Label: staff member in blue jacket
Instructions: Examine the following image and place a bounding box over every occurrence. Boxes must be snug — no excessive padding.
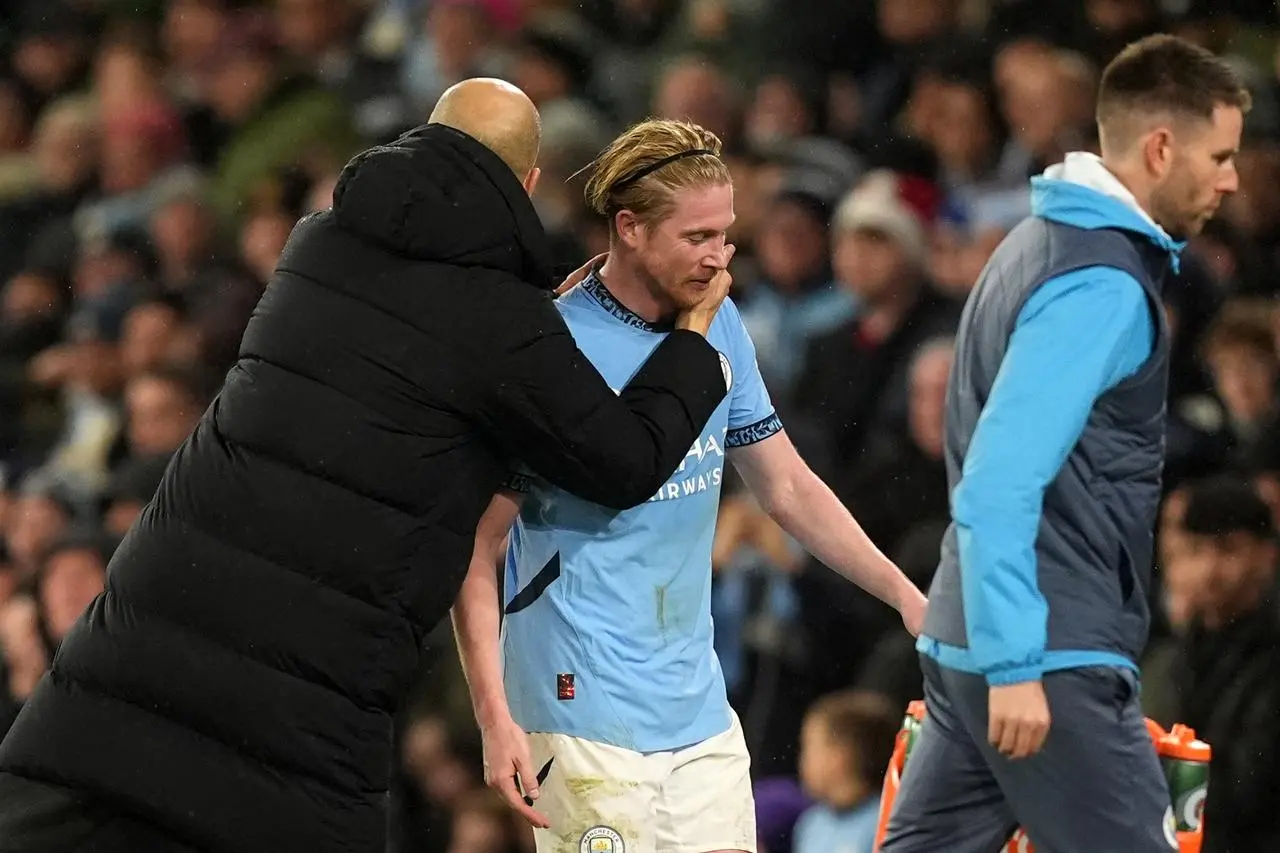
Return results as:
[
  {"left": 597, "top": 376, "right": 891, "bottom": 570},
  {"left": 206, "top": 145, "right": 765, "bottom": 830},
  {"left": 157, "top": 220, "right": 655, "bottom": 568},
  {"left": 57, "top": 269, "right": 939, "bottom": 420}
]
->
[{"left": 882, "top": 35, "right": 1249, "bottom": 853}]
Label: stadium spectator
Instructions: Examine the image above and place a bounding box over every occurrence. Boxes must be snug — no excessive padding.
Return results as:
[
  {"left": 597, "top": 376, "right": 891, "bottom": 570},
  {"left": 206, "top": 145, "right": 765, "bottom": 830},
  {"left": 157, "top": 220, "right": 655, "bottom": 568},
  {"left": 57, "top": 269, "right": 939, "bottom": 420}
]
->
[
  {"left": 794, "top": 690, "right": 899, "bottom": 853},
  {"left": 795, "top": 169, "right": 959, "bottom": 469},
  {"left": 1202, "top": 299, "right": 1279, "bottom": 469},
  {"left": 1174, "top": 477, "right": 1280, "bottom": 853}
]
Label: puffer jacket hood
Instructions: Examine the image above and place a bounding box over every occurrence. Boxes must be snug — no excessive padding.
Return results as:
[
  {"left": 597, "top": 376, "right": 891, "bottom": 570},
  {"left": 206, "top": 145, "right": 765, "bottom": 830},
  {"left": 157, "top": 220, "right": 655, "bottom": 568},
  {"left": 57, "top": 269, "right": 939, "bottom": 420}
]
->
[
  {"left": 1032, "top": 151, "right": 1184, "bottom": 263},
  {"left": 332, "top": 123, "right": 556, "bottom": 290}
]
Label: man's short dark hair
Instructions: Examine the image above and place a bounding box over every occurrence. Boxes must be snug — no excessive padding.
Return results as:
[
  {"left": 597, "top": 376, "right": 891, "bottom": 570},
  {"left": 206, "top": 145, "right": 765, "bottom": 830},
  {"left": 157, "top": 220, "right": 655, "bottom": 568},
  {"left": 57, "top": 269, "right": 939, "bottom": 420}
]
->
[{"left": 1097, "top": 34, "right": 1251, "bottom": 141}]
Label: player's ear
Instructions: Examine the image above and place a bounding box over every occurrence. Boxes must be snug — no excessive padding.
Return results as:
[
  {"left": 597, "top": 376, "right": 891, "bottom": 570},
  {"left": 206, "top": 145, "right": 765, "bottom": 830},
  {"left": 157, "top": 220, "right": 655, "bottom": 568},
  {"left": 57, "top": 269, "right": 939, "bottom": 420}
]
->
[
  {"left": 615, "top": 209, "right": 643, "bottom": 248},
  {"left": 1142, "top": 127, "right": 1175, "bottom": 181}
]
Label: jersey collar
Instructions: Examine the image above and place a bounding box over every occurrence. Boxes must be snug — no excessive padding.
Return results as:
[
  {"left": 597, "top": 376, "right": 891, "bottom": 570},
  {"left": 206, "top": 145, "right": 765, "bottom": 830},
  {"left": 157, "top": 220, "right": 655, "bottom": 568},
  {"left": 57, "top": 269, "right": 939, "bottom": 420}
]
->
[{"left": 580, "top": 270, "right": 674, "bottom": 333}]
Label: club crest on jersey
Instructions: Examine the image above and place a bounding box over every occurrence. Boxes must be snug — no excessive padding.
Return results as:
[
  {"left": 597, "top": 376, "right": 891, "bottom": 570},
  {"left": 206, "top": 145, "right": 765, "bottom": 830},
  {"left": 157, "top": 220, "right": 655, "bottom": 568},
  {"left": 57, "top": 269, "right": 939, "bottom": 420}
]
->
[
  {"left": 718, "top": 351, "right": 733, "bottom": 391},
  {"left": 580, "top": 825, "right": 624, "bottom": 853}
]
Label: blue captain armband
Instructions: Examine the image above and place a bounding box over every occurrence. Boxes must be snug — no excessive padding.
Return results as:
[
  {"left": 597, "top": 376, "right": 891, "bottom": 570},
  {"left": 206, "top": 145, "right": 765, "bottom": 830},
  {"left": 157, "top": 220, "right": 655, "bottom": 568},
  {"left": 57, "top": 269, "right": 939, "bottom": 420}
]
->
[{"left": 725, "top": 413, "right": 783, "bottom": 448}]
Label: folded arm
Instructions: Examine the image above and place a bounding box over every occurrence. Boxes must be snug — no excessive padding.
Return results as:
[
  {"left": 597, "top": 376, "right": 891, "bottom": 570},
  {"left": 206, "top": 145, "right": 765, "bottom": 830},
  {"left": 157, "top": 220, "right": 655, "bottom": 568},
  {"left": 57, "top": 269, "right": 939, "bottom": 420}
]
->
[
  {"left": 954, "top": 267, "right": 1154, "bottom": 685},
  {"left": 478, "top": 297, "right": 726, "bottom": 511}
]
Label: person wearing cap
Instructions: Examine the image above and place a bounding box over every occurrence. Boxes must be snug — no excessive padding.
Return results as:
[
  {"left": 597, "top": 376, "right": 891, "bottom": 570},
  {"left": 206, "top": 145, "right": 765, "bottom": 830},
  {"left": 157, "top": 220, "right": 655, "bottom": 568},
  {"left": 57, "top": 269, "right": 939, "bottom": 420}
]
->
[
  {"left": 452, "top": 117, "right": 924, "bottom": 853},
  {"left": 883, "top": 35, "right": 1249, "bottom": 853},
  {"left": 1173, "top": 476, "right": 1280, "bottom": 853},
  {"left": 795, "top": 167, "right": 958, "bottom": 466},
  {"left": 0, "top": 80, "right": 736, "bottom": 853}
]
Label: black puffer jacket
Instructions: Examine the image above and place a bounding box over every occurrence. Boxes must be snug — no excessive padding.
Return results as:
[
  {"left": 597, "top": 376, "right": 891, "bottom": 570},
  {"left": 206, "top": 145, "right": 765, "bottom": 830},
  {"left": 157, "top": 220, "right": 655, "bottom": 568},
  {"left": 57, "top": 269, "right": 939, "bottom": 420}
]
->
[{"left": 0, "top": 125, "right": 727, "bottom": 853}]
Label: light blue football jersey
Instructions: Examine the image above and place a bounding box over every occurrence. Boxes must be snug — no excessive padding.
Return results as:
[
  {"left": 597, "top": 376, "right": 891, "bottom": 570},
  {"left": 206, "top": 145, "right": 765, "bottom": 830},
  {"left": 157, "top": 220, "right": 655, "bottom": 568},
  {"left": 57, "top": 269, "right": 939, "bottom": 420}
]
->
[{"left": 501, "top": 271, "right": 781, "bottom": 754}]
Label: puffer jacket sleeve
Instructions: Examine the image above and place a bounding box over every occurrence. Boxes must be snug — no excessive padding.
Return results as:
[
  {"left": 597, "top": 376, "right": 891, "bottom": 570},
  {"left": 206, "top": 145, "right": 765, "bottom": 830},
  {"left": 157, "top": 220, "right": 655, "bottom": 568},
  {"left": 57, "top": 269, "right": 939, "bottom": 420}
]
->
[{"left": 477, "top": 296, "right": 727, "bottom": 510}]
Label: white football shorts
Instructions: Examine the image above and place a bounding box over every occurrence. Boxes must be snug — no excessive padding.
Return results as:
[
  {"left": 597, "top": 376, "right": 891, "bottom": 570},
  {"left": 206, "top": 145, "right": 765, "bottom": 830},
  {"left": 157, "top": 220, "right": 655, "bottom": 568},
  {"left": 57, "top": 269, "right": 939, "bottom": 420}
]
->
[{"left": 525, "top": 711, "right": 757, "bottom": 853}]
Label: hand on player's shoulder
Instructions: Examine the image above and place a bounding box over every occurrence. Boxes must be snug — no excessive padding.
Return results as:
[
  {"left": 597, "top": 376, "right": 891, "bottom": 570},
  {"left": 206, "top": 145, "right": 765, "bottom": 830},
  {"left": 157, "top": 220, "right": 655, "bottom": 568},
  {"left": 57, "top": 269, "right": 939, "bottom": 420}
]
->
[{"left": 556, "top": 253, "right": 607, "bottom": 296}]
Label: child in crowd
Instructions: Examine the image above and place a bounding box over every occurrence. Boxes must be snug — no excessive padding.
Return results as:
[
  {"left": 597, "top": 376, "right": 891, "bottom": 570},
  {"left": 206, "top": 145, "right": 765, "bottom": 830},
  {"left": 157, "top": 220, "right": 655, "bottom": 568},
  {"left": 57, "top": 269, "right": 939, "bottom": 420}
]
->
[{"left": 795, "top": 690, "right": 899, "bottom": 853}]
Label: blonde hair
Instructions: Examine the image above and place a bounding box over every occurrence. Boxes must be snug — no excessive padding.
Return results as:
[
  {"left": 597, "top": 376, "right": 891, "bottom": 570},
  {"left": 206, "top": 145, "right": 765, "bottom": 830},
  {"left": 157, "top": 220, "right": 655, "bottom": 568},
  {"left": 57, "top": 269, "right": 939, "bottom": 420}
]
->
[{"left": 581, "top": 118, "right": 730, "bottom": 228}]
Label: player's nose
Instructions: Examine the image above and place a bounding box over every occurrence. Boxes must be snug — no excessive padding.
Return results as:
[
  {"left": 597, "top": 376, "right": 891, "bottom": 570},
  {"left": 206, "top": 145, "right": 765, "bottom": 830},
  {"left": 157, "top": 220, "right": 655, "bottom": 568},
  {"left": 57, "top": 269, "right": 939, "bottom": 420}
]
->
[{"left": 701, "top": 241, "right": 728, "bottom": 270}]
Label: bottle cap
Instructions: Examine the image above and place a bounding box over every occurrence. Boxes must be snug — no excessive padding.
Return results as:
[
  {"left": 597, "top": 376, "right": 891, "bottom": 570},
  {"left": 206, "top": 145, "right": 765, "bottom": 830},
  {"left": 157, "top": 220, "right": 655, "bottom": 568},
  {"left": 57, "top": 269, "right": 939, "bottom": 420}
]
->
[{"left": 1161, "top": 723, "right": 1212, "bottom": 761}]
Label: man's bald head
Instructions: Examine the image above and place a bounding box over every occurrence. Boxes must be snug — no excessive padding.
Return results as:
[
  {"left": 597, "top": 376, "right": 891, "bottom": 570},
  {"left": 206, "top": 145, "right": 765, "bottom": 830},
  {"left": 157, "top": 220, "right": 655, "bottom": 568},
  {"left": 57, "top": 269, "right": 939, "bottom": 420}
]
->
[{"left": 429, "top": 79, "right": 542, "bottom": 179}]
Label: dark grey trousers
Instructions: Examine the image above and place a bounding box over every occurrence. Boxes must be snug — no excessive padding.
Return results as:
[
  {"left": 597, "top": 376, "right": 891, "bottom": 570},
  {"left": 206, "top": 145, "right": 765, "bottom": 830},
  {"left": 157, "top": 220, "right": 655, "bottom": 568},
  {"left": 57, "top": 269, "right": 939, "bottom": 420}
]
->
[
  {"left": 881, "top": 656, "right": 1176, "bottom": 853},
  {"left": 0, "top": 773, "right": 202, "bottom": 853}
]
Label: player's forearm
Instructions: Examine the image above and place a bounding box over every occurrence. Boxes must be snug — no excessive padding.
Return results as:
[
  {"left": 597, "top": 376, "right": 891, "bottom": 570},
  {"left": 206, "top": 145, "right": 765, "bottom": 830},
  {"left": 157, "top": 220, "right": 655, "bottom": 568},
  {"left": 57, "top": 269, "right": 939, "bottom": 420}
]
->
[
  {"left": 451, "top": 562, "right": 511, "bottom": 728},
  {"left": 767, "top": 468, "right": 916, "bottom": 611}
]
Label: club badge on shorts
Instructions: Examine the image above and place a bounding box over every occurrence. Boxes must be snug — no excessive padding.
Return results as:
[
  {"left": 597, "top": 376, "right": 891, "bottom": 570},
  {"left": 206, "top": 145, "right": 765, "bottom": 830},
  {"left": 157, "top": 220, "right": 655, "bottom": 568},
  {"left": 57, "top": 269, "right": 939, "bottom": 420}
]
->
[
  {"left": 718, "top": 351, "right": 732, "bottom": 391},
  {"left": 580, "top": 825, "right": 624, "bottom": 853}
]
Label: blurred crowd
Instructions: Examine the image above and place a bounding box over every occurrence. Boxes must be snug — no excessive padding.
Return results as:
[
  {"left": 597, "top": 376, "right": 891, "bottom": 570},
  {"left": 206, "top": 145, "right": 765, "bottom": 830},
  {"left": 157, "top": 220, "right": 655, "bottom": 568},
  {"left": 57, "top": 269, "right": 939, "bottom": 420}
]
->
[{"left": 0, "top": 0, "right": 1278, "bottom": 851}]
